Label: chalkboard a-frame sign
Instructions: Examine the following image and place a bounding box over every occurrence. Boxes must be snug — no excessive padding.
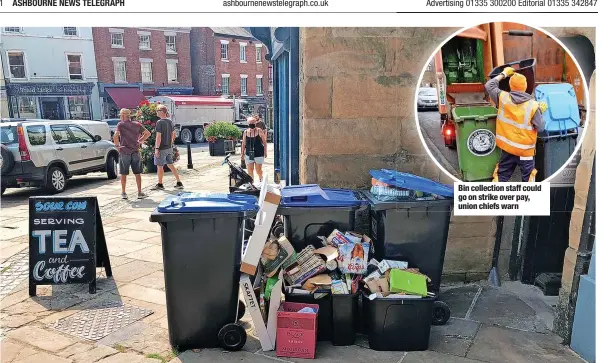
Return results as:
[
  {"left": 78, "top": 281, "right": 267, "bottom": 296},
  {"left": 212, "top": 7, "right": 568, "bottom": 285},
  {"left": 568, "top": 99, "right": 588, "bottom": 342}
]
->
[{"left": 29, "top": 196, "right": 112, "bottom": 296}]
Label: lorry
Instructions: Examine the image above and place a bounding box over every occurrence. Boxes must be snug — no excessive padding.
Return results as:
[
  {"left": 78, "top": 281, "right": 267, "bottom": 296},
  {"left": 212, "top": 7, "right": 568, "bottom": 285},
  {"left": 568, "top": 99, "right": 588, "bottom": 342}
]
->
[{"left": 148, "top": 95, "right": 255, "bottom": 144}]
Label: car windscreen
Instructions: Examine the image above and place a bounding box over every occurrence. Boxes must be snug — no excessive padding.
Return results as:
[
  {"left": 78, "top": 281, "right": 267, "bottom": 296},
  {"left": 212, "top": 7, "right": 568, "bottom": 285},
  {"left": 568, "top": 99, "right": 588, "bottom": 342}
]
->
[
  {"left": 105, "top": 119, "right": 120, "bottom": 126},
  {"left": 1, "top": 126, "right": 18, "bottom": 145},
  {"left": 419, "top": 89, "right": 437, "bottom": 97}
]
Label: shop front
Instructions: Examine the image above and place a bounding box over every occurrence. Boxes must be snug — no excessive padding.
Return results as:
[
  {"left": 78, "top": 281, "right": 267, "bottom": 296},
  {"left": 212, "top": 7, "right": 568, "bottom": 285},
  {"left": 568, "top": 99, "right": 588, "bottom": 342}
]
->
[{"left": 6, "top": 82, "right": 97, "bottom": 120}]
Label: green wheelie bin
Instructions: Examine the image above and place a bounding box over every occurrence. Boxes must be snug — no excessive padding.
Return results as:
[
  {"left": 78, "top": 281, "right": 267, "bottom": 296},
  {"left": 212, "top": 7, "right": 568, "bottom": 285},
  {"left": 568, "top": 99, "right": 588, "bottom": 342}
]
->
[{"left": 452, "top": 105, "right": 501, "bottom": 181}]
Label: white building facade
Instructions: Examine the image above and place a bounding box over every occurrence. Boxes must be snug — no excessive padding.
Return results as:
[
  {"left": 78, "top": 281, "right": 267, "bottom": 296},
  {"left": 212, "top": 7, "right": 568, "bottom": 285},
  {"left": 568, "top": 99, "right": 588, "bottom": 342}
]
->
[{"left": 0, "top": 27, "right": 101, "bottom": 120}]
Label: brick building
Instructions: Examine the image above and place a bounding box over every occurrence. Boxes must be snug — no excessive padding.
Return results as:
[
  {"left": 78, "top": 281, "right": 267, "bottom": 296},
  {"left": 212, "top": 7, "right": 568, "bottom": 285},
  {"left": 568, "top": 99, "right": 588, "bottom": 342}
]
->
[
  {"left": 190, "top": 27, "right": 271, "bottom": 120},
  {"left": 92, "top": 27, "right": 193, "bottom": 118}
]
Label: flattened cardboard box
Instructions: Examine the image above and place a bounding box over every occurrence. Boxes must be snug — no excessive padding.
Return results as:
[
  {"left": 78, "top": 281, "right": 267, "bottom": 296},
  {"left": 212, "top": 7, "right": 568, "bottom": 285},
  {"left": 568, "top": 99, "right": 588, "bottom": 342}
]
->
[
  {"left": 239, "top": 272, "right": 283, "bottom": 351},
  {"left": 240, "top": 186, "right": 281, "bottom": 275}
]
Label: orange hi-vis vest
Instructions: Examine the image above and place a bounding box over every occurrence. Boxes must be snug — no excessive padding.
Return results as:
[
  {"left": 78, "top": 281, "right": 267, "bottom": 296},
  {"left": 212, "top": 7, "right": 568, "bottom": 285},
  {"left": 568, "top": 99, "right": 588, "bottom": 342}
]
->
[{"left": 496, "top": 91, "right": 540, "bottom": 157}]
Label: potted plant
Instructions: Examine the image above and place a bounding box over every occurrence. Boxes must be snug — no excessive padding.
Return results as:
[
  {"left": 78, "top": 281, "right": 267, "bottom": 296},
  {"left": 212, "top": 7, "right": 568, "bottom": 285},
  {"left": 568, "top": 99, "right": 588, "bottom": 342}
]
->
[
  {"left": 204, "top": 121, "right": 242, "bottom": 156},
  {"left": 136, "top": 101, "right": 179, "bottom": 173}
]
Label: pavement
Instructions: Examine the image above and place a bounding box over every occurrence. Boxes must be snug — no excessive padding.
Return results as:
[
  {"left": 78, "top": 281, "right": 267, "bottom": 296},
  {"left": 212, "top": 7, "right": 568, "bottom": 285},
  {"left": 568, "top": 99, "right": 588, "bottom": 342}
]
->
[{"left": 0, "top": 143, "right": 585, "bottom": 363}]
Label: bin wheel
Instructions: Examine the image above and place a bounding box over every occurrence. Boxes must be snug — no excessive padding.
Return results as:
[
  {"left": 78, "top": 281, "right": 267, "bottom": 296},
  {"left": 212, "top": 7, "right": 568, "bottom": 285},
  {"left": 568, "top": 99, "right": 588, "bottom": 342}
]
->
[
  {"left": 432, "top": 300, "right": 451, "bottom": 326},
  {"left": 271, "top": 222, "right": 284, "bottom": 238},
  {"left": 238, "top": 300, "right": 246, "bottom": 320},
  {"left": 218, "top": 323, "right": 247, "bottom": 351}
]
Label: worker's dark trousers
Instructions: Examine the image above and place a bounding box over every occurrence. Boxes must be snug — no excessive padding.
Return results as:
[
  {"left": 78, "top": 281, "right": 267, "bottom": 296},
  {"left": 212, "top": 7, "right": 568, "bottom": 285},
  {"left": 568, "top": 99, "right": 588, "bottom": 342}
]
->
[{"left": 493, "top": 150, "right": 537, "bottom": 182}]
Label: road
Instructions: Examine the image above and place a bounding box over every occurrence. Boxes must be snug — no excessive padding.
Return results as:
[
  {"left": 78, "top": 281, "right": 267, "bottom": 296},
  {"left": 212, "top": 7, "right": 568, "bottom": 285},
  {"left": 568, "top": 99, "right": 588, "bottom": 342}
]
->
[{"left": 416, "top": 110, "right": 461, "bottom": 179}]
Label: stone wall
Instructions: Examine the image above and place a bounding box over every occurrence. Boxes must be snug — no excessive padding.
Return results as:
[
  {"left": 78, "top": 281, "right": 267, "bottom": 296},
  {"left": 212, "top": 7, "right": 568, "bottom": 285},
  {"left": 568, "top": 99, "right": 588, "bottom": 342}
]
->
[{"left": 299, "top": 27, "right": 496, "bottom": 281}]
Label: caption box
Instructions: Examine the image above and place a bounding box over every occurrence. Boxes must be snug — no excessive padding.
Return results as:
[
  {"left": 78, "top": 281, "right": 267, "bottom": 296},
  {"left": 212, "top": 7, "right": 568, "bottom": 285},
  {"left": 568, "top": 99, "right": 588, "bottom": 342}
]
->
[{"left": 454, "top": 182, "right": 550, "bottom": 216}]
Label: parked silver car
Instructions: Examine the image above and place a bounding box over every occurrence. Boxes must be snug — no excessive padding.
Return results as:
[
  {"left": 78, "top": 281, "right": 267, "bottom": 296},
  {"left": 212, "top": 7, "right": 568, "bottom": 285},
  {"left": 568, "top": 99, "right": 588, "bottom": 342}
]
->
[{"left": 417, "top": 87, "right": 439, "bottom": 111}]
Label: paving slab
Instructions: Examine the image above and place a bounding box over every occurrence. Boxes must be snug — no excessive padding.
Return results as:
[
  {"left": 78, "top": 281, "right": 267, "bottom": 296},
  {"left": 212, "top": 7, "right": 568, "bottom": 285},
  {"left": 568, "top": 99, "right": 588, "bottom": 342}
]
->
[
  {"left": 106, "top": 238, "right": 151, "bottom": 257},
  {"left": 439, "top": 285, "right": 481, "bottom": 319},
  {"left": 125, "top": 245, "right": 164, "bottom": 264},
  {"left": 289, "top": 341, "right": 406, "bottom": 363},
  {"left": 132, "top": 271, "right": 166, "bottom": 291},
  {"left": 70, "top": 345, "right": 118, "bottom": 362},
  {"left": 11, "top": 351, "right": 73, "bottom": 363},
  {"left": 469, "top": 287, "right": 550, "bottom": 333},
  {"left": 115, "top": 284, "right": 166, "bottom": 306},
  {"left": 110, "top": 260, "right": 163, "bottom": 283},
  {"left": 404, "top": 350, "right": 482, "bottom": 363},
  {"left": 8, "top": 325, "right": 79, "bottom": 352},
  {"left": 57, "top": 342, "right": 95, "bottom": 357},
  {"left": 116, "top": 324, "right": 172, "bottom": 357},
  {"left": 111, "top": 230, "right": 159, "bottom": 243},
  {"left": 169, "top": 349, "right": 279, "bottom": 363},
  {"left": 97, "top": 352, "right": 159, "bottom": 363},
  {"left": 428, "top": 330, "right": 473, "bottom": 358},
  {"left": 0, "top": 339, "right": 38, "bottom": 362},
  {"left": 467, "top": 325, "right": 584, "bottom": 363},
  {"left": 140, "top": 236, "right": 162, "bottom": 246}
]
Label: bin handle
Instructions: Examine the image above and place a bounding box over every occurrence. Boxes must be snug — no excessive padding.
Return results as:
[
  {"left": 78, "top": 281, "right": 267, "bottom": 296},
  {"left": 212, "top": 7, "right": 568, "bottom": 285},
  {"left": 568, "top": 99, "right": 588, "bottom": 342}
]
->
[{"left": 504, "top": 30, "right": 534, "bottom": 37}]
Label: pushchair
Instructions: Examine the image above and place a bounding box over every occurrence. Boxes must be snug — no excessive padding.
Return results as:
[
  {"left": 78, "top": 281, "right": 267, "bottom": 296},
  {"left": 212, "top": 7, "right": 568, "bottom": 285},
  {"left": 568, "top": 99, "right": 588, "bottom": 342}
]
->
[{"left": 222, "top": 155, "right": 260, "bottom": 197}]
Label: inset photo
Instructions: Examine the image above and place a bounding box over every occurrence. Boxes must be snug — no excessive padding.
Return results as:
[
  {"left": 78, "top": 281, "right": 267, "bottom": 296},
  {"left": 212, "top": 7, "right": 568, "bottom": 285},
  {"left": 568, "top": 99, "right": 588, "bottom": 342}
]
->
[{"left": 416, "top": 23, "right": 588, "bottom": 183}]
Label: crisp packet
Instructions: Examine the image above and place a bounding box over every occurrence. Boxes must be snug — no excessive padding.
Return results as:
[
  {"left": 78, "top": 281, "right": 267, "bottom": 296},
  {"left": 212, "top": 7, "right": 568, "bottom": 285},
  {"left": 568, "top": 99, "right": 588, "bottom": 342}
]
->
[{"left": 337, "top": 241, "right": 370, "bottom": 275}]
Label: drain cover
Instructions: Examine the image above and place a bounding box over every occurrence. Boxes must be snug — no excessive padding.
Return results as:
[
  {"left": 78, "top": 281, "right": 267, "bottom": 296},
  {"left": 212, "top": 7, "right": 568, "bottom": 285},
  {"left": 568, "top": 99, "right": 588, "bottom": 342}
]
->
[{"left": 50, "top": 301, "right": 153, "bottom": 340}]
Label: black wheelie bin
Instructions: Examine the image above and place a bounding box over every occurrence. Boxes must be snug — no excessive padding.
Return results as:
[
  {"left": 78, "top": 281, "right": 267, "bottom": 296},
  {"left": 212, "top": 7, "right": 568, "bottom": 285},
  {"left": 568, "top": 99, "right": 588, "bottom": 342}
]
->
[{"left": 150, "top": 193, "right": 258, "bottom": 352}]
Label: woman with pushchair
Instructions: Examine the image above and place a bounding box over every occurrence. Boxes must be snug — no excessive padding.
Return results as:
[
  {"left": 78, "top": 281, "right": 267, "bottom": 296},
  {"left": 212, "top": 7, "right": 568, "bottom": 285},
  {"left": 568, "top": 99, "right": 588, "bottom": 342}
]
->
[{"left": 241, "top": 116, "right": 267, "bottom": 182}]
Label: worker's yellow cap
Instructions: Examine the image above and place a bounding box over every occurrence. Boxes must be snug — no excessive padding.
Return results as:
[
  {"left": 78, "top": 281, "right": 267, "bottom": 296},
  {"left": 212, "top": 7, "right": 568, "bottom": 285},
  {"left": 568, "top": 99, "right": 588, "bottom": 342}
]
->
[{"left": 509, "top": 73, "right": 527, "bottom": 92}]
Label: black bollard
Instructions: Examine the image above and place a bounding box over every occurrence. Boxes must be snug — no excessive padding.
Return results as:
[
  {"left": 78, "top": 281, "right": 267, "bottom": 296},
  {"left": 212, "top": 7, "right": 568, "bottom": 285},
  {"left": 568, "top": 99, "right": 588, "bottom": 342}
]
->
[{"left": 186, "top": 141, "right": 193, "bottom": 169}]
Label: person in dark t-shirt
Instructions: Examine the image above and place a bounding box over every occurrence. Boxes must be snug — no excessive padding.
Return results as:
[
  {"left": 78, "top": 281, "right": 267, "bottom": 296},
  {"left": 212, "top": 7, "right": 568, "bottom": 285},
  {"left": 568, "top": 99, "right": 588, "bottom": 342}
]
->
[
  {"left": 151, "top": 104, "right": 183, "bottom": 190},
  {"left": 113, "top": 108, "right": 151, "bottom": 199}
]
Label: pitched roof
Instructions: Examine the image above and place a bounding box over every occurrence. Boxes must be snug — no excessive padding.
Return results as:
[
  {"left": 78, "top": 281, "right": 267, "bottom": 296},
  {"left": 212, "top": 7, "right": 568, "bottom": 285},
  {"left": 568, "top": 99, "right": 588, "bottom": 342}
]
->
[{"left": 209, "top": 27, "right": 253, "bottom": 38}]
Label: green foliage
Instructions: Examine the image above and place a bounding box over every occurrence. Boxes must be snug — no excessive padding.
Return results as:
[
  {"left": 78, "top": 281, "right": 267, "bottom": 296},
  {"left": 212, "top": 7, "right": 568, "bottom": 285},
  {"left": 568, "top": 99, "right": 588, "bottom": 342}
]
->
[{"left": 203, "top": 122, "right": 242, "bottom": 143}]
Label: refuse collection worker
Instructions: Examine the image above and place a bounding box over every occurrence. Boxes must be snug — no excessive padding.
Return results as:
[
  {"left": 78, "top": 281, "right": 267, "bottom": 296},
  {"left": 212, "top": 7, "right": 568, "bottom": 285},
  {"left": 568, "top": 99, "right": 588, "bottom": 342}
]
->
[{"left": 485, "top": 67, "right": 546, "bottom": 182}]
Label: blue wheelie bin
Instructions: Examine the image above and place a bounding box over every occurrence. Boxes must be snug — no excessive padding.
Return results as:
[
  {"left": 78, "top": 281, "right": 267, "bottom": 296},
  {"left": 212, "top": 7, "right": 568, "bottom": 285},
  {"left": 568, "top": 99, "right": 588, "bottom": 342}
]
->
[{"left": 150, "top": 193, "right": 258, "bottom": 352}]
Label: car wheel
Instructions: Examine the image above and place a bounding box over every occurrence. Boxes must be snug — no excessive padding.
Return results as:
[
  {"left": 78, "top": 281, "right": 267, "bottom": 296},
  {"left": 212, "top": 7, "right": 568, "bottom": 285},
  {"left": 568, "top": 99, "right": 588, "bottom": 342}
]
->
[
  {"left": 194, "top": 128, "right": 205, "bottom": 143},
  {"left": 106, "top": 154, "right": 118, "bottom": 179},
  {"left": 46, "top": 166, "right": 67, "bottom": 194},
  {"left": 180, "top": 128, "right": 193, "bottom": 144}
]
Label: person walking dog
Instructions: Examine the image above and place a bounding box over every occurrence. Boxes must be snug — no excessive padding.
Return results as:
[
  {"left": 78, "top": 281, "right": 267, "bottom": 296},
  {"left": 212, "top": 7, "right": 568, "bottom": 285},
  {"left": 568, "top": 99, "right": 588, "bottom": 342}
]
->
[
  {"left": 485, "top": 66, "right": 547, "bottom": 182},
  {"left": 152, "top": 105, "right": 184, "bottom": 190},
  {"left": 113, "top": 108, "right": 151, "bottom": 199}
]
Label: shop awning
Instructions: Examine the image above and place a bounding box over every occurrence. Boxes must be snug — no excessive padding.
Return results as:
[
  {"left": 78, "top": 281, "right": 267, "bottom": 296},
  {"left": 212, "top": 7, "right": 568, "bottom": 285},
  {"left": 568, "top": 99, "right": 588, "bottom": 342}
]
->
[{"left": 106, "top": 87, "right": 146, "bottom": 109}]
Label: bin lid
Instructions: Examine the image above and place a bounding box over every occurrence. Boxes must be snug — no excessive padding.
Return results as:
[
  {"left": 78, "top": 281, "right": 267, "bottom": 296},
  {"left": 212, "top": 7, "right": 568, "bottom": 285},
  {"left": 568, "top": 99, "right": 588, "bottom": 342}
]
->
[
  {"left": 534, "top": 83, "right": 581, "bottom": 133},
  {"left": 156, "top": 192, "right": 259, "bottom": 213},
  {"left": 280, "top": 185, "right": 363, "bottom": 208},
  {"left": 370, "top": 170, "right": 454, "bottom": 198}
]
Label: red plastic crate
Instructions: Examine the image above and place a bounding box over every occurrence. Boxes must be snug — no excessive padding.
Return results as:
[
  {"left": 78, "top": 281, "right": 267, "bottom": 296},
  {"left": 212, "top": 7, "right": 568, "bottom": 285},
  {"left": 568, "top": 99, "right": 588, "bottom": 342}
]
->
[{"left": 276, "top": 302, "right": 319, "bottom": 359}]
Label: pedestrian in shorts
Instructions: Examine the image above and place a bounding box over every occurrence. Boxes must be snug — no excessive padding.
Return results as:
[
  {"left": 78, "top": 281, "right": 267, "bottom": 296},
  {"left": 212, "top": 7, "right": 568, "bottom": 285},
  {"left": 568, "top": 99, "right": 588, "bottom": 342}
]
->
[
  {"left": 152, "top": 105, "right": 183, "bottom": 190},
  {"left": 113, "top": 108, "right": 151, "bottom": 199}
]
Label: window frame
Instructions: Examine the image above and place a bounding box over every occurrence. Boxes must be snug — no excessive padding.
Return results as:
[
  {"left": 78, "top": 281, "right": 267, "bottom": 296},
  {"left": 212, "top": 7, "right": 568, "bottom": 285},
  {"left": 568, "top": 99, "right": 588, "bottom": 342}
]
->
[
  {"left": 165, "top": 34, "right": 177, "bottom": 54},
  {"left": 255, "top": 44, "right": 263, "bottom": 63},
  {"left": 166, "top": 60, "right": 178, "bottom": 84},
  {"left": 112, "top": 57, "right": 127, "bottom": 84},
  {"left": 110, "top": 29, "right": 124, "bottom": 49},
  {"left": 15, "top": 96, "right": 37, "bottom": 118},
  {"left": 221, "top": 74, "right": 230, "bottom": 96},
  {"left": 67, "top": 96, "right": 91, "bottom": 120},
  {"left": 67, "top": 125, "right": 95, "bottom": 143},
  {"left": 138, "top": 31, "right": 152, "bottom": 50},
  {"left": 66, "top": 53, "right": 84, "bottom": 81},
  {"left": 256, "top": 75, "right": 263, "bottom": 96},
  {"left": 26, "top": 125, "right": 47, "bottom": 146},
  {"left": 240, "top": 75, "right": 248, "bottom": 96},
  {"left": 140, "top": 60, "right": 154, "bottom": 84},
  {"left": 239, "top": 43, "right": 247, "bottom": 63},
  {"left": 63, "top": 27, "right": 78, "bottom": 37},
  {"left": 220, "top": 40, "right": 229, "bottom": 62},
  {"left": 50, "top": 125, "right": 76, "bottom": 145},
  {"left": 6, "top": 50, "right": 28, "bottom": 80}
]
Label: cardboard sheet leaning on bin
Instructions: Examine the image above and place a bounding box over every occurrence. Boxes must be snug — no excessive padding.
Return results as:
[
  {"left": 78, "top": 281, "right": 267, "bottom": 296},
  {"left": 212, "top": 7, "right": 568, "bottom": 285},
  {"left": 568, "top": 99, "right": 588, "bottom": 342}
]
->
[
  {"left": 240, "top": 270, "right": 283, "bottom": 351},
  {"left": 240, "top": 174, "right": 282, "bottom": 276}
]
